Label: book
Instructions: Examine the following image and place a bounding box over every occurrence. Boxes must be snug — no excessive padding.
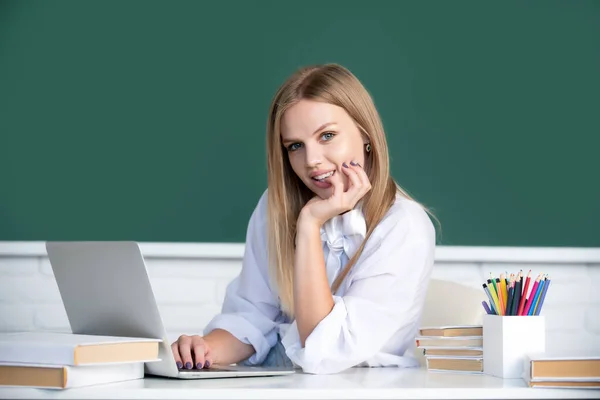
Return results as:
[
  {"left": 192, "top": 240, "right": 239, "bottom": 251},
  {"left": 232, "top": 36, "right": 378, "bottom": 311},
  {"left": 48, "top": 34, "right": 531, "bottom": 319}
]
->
[
  {"left": 422, "top": 347, "right": 483, "bottom": 357},
  {"left": 416, "top": 336, "right": 483, "bottom": 348},
  {"left": 525, "top": 352, "right": 600, "bottom": 380},
  {"left": 0, "top": 332, "right": 160, "bottom": 366},
  {"left": 419, "top": 325, "right": 483, "bottom": 337},
  {"left": 425, "top": 357, "right": 483, "bottom": 372},
  {"left": 0, "top": 362, "right": 144, "bottom": 389},
  {"left": 526, "top": 380, "right": 600, "bottom": 388}
]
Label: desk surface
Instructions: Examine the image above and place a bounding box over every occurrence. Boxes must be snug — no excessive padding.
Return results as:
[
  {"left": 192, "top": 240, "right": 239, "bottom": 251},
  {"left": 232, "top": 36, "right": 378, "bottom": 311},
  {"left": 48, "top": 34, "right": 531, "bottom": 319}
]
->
[{"left": 0, "top": 368, "right": 598, "bottom": 399}]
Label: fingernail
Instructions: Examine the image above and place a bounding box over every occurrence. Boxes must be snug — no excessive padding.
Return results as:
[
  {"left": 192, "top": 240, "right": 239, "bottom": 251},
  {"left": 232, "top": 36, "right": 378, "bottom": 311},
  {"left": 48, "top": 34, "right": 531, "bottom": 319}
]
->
[
  {"left": 350, "top": 161, "right": 357, "bottom": 166},
  {"left": 176, "top": 362, "right": 183, "bottom": 369},
  {"left": 342, "top": 162, "right": 349, "bottom": 168},
  {"left": 205, "top": 361, "right": 211, "bottom": 368},
  {"left": 356, "top": 162, "right": 362, "bottom": 168},
  {"left": 196, "top": 362, "right": 203, "bottom": 369},
  {"left": 185, "top": 362, "right": 192, "bottom": 369}
]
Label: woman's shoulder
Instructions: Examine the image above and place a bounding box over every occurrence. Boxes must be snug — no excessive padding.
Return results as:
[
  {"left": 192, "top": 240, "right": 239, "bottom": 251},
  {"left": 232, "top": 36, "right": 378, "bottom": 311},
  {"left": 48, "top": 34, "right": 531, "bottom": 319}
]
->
[
  {"left": 370, "top": 192, "right": 436, "bottom": 247},
  {"left": 241, "top": 189, "right": 269, "bottom": 238},
  {"left": 256, "top": 188, "right": 269, "bottom": 212},
  {"left": 250, "top": 188, "right": 269, "bottom": 223}
]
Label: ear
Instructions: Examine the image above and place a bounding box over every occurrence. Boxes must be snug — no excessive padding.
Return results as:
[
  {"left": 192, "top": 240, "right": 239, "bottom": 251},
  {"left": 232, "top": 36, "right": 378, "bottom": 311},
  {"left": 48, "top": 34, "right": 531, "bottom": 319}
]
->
[{"left": 360, "top": 132, "right": 370, "bottom": 145}]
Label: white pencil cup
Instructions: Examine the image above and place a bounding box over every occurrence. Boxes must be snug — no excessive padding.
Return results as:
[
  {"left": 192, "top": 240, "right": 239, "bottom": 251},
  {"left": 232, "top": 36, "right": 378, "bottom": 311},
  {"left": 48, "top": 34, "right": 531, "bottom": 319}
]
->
[{"left": 483, "top": 314, "right": 545, "bottom": 379}]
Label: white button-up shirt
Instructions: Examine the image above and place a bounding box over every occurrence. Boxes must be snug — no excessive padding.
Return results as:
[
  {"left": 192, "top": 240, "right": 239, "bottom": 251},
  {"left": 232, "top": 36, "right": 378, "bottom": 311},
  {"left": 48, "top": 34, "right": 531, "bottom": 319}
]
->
[{"left": 204, "top": 189, "right": 436, "bottom": 374}]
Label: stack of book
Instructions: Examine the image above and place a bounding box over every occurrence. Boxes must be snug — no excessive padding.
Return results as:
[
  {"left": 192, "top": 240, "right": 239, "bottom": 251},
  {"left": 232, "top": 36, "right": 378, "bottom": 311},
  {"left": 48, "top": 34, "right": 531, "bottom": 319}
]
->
[
  {"left": 523, "top": 352, "right": 600, "bottom": 388},
  {"left": 416, "top": 325, "right": 483, "bottom": 373},
  {"left": 0, "top": 331, "right": 161, "bottom": 389}
]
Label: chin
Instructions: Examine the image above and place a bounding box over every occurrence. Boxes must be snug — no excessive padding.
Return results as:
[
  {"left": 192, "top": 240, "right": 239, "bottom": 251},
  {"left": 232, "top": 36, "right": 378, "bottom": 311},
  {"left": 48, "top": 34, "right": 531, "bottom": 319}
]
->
[{"left": 314, "top": 187, "right": 333, "bottom": 199}]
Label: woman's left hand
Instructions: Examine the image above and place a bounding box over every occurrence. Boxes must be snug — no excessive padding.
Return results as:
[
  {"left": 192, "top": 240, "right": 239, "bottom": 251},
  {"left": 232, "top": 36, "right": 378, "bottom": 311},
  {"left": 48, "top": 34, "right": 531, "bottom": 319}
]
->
[{"left": 300, "top": 161, "right": 372, "bottom": 227}]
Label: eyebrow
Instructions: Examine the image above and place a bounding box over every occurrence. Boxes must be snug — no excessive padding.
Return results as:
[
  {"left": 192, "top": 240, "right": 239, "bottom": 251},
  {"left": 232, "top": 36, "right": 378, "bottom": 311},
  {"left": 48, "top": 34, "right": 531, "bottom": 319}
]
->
[{"left": 281, "top": 122, "right": 337, "bottom": 144}]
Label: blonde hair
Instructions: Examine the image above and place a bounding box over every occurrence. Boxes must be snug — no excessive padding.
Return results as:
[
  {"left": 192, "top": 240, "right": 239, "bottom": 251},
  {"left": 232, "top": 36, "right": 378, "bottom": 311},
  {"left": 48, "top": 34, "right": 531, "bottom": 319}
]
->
[{"left": 266, "top": 63, "right": 437, "bottom": 317}]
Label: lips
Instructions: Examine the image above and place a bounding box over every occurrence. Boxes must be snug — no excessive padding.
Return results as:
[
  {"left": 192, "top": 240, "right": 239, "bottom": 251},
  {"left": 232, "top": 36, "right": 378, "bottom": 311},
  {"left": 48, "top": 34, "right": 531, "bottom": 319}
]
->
[
  {"left": 312, "top": 171, "right": 335, "bottom": 181},
  {"left": 310, "top": 169, "right": 336, "bottom": 179},
  {"left": 310, "top": 170, "right": 335, "bottom": 189}
]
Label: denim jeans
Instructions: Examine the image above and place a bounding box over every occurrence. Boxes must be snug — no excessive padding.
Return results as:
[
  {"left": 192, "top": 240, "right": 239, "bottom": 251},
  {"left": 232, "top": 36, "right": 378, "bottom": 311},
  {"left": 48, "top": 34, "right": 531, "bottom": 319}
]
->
[{"left": 240, "top": 335, "right": 294, "bottom": 368}]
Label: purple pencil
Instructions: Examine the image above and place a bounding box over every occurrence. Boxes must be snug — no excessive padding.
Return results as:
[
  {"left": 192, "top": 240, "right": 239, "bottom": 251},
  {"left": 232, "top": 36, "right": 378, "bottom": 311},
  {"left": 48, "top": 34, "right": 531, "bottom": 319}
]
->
[{"left": 482, "top": 301, "right": 492, "bottom": 315}]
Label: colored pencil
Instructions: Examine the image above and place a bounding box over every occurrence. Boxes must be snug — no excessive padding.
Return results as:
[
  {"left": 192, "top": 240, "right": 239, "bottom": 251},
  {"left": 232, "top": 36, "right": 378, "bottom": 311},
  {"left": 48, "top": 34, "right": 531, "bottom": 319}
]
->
[
  {"left": 485, "top": 282, "right": 501, "bottom": 315},
  {"left": 534, "top": 276, "right": 551, "bottom": 315},
  {"left": 523, "top": 274, "right": 542, "bottom": 316},
  {"left": 511, "top": 271, "right": 522, "bottom": 316},
  {"left": 483, "top": 284, "right": 498, "bottom": 315},
  {"left": 490, "top": 273, "right": 499, "bottom": 297},
  {"left": 517, "top": 270, "right": 532, "bottom": 316},
  {"left": 495, "top": 278, "right": 505, "bottom": 315},
  {"left": 504, "top": 271, "right": 509, "bottom": 303},
  {"left": 482, "top": 301, "right": 492, "bottom": 314},
  {"left": 530, "top": 275, "right": 547, "bottom": 315},
  {"left": 489, "top": 275, "right": 503, "bottom": 315},
  {"left": 500, "top": 273, "right": 508, "bottom": 313},
  {"left": 506, "top": 280, "right": 514, "bottom": 316}
]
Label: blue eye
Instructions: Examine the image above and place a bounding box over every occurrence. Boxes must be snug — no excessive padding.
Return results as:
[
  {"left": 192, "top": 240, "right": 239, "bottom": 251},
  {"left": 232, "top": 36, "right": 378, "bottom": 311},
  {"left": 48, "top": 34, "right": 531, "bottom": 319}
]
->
[
  {"left": 321, "top": 132, "right": 335, "bottom": 141},
  {"left": 287, "top": 143, "right": 302, "bottom": 152}
]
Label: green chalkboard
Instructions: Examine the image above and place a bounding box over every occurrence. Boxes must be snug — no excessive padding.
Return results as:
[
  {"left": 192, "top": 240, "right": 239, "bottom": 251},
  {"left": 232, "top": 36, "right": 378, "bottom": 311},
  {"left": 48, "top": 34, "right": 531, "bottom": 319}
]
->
[{"left": 1, "top": 0, "right": 598, "bottom": 246}]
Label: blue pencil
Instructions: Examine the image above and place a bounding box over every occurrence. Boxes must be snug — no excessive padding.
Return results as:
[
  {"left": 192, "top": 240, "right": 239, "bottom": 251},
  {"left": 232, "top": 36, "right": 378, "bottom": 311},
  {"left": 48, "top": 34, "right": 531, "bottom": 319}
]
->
[
  {"left": 511, "top": 274, "right": 522, "bottom": 316},
  {"left": 506, "top": 285, "right": 514, "bottom": 316},
  {"left": 528, "top": 276, "right": 546, "bottom": 316},
  {"left": 534, "top": 277, "right": 551, "bottom": 315}
]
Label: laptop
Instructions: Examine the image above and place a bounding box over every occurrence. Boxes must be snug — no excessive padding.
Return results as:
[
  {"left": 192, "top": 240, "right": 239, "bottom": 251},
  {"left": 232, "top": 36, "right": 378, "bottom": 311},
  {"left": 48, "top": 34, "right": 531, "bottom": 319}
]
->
[{"left": 45, "top": 241, "right": 295, "bottom": 379}]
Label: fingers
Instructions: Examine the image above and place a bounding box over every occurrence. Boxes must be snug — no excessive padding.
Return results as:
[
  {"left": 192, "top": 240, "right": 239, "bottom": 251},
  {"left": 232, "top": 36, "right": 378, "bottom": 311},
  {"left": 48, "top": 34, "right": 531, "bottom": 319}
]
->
[
  {"left": 171, "top": 340, "right": 183, "bottom": 369},
  {"left": 341, "top": 160, "right": 371, "bottom": 206},
  {"left": 350, "top": 161, "right": 372, "bottom": 193},
  {"left": 174, "top": 335, "right": 211, "bottom": 369},
  {"left": 191, "top": 336, "right": 211, "bottom": 369},
  {"left": 175, "top": 335, "right": 193, "bottom": 369},
  {"left": 341, "top": 162, "right": 362, "bottom": 193},
  {"left": 330, "top": 167, "right": 345, "bottom": 198},
  {"left": 204, "top": 348, "right": 214, "bottom": 369}
]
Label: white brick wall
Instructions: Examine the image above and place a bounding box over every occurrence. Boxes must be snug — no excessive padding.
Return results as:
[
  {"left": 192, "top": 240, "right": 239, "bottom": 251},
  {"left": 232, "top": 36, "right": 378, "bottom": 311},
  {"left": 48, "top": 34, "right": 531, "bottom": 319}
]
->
[{"left": 0, "top": 242, "right": 598, "bottom": 352}]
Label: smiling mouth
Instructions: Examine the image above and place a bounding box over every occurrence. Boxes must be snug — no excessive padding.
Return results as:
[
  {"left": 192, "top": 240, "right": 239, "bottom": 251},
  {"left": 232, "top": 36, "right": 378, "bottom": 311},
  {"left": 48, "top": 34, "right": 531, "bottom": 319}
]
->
[{"left": 312, "top": 170, "right": 335, "bottom": 182}]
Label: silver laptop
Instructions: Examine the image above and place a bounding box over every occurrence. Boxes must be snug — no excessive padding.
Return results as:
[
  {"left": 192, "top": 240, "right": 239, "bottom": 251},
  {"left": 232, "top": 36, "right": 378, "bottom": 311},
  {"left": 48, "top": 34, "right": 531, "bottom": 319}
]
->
[{"left": 45, "top": 241, "right": 295, "bottom": 379}]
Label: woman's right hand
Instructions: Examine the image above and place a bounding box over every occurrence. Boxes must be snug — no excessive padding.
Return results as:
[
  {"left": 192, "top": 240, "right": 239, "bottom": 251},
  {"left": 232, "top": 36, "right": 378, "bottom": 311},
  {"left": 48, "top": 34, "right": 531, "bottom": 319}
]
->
[{"left": 171, "top": 335, "right": 213, "bottom": 369}]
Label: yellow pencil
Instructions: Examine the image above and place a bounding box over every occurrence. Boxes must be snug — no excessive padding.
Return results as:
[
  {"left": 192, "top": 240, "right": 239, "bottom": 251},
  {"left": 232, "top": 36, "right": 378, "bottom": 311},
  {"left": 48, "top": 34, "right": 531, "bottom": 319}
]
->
[
  {"left": 490, "top": 273, "right": 504, "bottom": 315},
  {"left": 500, "top": 273, "right": 508, "bottom": 315},
  {"left": 496, "top": 277, "right": 505, "bottom": 315}
]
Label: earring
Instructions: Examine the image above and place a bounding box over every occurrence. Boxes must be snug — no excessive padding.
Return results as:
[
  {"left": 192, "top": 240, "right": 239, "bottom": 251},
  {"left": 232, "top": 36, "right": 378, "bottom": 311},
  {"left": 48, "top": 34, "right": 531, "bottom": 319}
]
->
[{"left": 365, "top": 143, "right": 371, "bottom": 153}]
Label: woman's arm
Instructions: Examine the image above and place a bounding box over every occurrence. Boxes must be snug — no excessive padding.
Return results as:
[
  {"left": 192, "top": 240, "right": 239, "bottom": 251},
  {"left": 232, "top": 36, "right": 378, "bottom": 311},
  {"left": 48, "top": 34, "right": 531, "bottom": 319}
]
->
[
  {"left": 172, "top": 328, "right": 255, "bottom": 369},
  {"left": 293, "top": 215, "right": 334, "bottom": 346},
  {"left": 174, "top": 191, "right": 282, "bottom": 368},
  {"left": 203, "top": 329, "right": 255, "bottom": 365},
  {"left": 294, "top": 162, "right": 370, "bottom": 345},
  {"left": 283, "top": 200, "right": 436, "bottom": 374}
]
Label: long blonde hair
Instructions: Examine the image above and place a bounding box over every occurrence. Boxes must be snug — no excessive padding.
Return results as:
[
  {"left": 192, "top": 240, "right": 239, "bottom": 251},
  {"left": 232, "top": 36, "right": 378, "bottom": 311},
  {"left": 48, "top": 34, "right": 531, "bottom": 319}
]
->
[{"left": 266, "top": 63, "right": 437, "bottom": 317}]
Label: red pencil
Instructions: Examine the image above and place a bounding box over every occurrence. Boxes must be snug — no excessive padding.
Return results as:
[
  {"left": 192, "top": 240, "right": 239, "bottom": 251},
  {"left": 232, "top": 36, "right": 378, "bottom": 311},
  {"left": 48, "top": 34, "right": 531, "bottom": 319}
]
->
[{"left": 517, "top": 270, "right": 531, "bottom": 316}]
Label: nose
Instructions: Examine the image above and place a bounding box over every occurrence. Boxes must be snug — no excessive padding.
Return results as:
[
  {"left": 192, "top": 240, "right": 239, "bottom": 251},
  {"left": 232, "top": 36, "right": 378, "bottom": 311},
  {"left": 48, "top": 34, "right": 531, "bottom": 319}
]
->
[{"left": 304, "top": 143, "right": 322, "bottom": 168}]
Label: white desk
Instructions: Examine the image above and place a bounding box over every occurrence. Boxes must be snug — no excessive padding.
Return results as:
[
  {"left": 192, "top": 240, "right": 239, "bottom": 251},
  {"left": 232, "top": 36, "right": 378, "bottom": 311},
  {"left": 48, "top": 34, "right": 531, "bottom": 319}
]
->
[{"left": 0, "top": 368, "right": 597, "bottom": 399}]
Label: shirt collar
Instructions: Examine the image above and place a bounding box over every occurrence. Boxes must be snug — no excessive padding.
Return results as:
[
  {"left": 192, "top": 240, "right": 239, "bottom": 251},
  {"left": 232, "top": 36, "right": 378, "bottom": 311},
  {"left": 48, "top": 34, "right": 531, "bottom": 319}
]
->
[{"left": 320, "top": 205, "right": 367, "bottom": 261}]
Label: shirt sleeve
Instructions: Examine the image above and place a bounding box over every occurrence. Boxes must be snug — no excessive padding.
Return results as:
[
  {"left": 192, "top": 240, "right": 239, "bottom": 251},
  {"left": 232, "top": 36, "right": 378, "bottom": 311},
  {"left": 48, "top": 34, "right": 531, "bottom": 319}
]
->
[
  {"left": 203, "top": 190, "right": 281, "bottom": 364},
  {"left": 281, "top": 201, "right": 436, "bottom": 374}
]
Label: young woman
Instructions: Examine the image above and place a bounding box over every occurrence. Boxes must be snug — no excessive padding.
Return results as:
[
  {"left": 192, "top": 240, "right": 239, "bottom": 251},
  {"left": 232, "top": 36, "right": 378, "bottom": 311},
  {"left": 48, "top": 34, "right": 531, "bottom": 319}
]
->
[{"left": 172, "top": 63, "right": 437, "bottom": 374}]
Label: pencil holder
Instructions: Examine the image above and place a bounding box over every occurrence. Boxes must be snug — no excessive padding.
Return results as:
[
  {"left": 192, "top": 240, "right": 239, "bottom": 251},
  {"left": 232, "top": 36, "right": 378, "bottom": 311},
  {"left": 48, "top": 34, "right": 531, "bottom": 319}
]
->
[{"left": 482, "top": 314, "right": 545, "bottom": 379}]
